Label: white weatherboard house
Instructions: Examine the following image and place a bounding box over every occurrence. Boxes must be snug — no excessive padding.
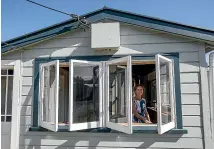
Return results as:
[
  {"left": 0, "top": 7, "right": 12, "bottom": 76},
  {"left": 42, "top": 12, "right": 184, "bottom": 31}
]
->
[{"left": 1, "top": 7, "right": 214, "bottom": 149}]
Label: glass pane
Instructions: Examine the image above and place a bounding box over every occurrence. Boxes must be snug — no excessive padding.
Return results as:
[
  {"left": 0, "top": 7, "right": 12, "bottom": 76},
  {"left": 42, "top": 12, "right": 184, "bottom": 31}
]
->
[
  {"left": 8, "top": 69, "right": 14, "bottom": 75},
  {"left": 159, "top": 59, "right": 171, "bottom": 124},
  {"left": 1, "top": 76, "right": 6, "bottom": 115},
  {"left": 1, "top": 69, "right": 7, "bottom": 75},
  {"left": 42, "top": 67, "right": 49, "bottom": 122},
  {"left": 7, "top": 76, "right": 13, "bottom": 115},
  {"left": 6, "top": 116, "right": 12, "bottom": 122},
  {"left": 73, "top": 63, "right": 99, "bottom": 123},
  {"left": 1, "top": 116, "right": 5, "bottom": 122},
  {"left": 108, "top": 63, "right": 127, "bottom": 125},
  {"left": 42, "top": 65, "right": 56, "bottom": 124},
  {"left": 49, "top": 65, "right": 56, "bottom": 123}
]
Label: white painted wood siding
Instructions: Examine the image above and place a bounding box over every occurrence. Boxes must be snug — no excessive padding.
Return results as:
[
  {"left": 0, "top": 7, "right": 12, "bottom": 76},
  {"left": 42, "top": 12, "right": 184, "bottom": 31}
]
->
[
  {"left": 2, "top": 23, "right": 204, "bottom": 149},
  {"left": 1, "top": 122, "right": 11, "bottom": 149}
]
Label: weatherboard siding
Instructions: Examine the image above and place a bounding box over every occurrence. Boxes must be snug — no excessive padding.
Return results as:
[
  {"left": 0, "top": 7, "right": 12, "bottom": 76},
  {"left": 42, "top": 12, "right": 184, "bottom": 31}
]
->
[
  {"left": 1, "top": 123, "right": 11, "bottom": 149},
  {"left": 2, "top": 24, "right": 204, "bottom": 148}
]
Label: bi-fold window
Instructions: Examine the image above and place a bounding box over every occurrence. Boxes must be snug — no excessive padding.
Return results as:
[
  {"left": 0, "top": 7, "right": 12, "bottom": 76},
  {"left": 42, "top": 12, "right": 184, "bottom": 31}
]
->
[{"left": 38, "top": 54, "right": 176, "bottom": 134}]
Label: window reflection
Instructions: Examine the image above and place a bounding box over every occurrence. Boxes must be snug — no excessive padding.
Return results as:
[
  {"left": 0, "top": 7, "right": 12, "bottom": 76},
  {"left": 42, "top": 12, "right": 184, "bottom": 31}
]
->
[{"left": 73, "top": 65, "right": 99, "bottom": 123}]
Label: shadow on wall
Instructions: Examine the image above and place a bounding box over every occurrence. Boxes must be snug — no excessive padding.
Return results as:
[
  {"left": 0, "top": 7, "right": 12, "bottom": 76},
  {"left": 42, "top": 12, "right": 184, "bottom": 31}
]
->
[{"left": 20, "top": 132, "right": 182, "bottom": 149}]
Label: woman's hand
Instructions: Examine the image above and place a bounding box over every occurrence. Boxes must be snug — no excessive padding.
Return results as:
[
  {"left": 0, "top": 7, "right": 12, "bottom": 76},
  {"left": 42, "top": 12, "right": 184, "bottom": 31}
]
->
[{"left": 145, "top": 120, "right": 152, "bottom": 124}]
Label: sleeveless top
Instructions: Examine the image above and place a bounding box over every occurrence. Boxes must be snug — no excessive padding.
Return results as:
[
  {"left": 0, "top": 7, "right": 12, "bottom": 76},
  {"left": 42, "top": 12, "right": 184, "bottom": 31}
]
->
[{"left": 132, "top": 98, "right": 147, "bottom": 123}]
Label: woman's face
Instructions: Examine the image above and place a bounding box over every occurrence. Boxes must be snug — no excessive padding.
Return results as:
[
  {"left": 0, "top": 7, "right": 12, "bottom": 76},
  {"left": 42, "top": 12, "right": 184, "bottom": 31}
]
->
[{"left": 135, "top": 86, "right": 144, "bottom": 97}]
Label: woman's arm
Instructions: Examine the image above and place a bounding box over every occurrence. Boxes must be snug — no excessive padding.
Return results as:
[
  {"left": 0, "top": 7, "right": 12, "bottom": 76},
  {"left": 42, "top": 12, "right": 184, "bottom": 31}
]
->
[{"left": 146, "top": 111, "right": 151, "bottom": 122}]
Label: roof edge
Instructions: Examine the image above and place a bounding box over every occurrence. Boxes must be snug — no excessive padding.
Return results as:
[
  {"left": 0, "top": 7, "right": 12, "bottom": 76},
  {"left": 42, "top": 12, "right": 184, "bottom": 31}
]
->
[{"left": 103, "top": 7, "right": 214, "bottom": 33}]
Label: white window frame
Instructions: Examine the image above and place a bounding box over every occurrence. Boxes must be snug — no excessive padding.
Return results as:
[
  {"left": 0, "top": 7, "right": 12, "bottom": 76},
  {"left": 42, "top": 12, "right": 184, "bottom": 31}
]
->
[
  {"left": 155, "top": 54, "right": 176, "bottom": 134},
  {"left": 38, "top": 60, "right": 59, "bottom": 132},
  {"left": 69, "top": 59, "right": 103, "bottom": 131},
  {"left": 105, "top": 56, "right": 133, "bottom": 134}
]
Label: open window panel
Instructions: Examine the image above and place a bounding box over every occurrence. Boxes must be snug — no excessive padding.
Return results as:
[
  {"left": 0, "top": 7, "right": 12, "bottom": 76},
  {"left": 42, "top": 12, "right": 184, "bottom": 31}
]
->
[
  {"left": 39, "top": 60, "right": 59, "bottom": 132},
  {"left": 39, "top": 62, "right": 77, "bottom": 130},
  {"left": 105, "top": 56, "right": 133, "bottom": 134},
  {"left": 155, "top": 54, "right": 176, "bottom": 134},
  {"left": 69, "top": 60, "right": 103, "bottom": 131},
  {"left": 131, "top": 60, "right": 158, "bottom": 127}
]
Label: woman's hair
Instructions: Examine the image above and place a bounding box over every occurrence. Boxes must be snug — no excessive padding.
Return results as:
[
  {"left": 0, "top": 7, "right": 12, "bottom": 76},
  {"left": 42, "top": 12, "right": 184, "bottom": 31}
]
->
[{"left": 133, "top": 84, "right": 144, "bottom": 91}]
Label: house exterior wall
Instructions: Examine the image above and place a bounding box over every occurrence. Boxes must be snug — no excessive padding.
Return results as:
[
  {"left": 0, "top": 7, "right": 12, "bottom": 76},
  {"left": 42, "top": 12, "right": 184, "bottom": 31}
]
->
[{"left": 2, "top": 23, "right": 206, "bottom": 149}]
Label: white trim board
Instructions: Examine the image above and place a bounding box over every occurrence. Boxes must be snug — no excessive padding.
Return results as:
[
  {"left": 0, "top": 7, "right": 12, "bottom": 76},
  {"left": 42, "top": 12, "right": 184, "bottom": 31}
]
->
[{"left": 198, "top": 46, "right": 212, "bottom": 149}]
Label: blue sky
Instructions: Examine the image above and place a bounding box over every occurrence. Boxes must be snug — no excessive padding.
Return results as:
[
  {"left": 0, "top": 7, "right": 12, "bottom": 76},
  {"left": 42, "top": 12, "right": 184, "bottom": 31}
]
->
[{"left": 2, "top": 0, "right": 214, "bottom": 62}]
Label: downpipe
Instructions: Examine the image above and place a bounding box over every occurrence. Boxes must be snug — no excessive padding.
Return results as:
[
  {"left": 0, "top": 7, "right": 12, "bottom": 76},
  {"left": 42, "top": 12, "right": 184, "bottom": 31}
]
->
[{"left": 209, "top": 52, "right": 214, "bottom": 148}]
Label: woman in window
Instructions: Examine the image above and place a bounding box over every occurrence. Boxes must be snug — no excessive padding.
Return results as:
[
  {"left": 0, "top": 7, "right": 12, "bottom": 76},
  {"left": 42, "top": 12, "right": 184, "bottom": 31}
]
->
[{"left": 132, "top": 84, "right": 152, "bottom": 124}]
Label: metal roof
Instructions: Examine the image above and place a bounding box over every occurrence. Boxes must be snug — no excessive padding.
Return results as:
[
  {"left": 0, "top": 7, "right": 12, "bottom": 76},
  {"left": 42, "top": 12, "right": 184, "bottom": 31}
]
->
[{"left": 2, "top": 7, "right": 214, "bottom": 54}]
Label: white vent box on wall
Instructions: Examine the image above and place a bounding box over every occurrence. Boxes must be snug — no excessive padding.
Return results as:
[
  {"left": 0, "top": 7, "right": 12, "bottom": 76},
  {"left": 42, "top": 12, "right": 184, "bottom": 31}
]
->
[{"left": 91, "top": 22, "right": 120, "bottom": 50}]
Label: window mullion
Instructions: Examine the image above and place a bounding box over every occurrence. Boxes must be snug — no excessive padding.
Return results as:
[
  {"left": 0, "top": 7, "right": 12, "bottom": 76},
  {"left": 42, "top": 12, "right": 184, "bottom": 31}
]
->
[{"left": 4, "top": 70, "right": 9, "bottom": 122}]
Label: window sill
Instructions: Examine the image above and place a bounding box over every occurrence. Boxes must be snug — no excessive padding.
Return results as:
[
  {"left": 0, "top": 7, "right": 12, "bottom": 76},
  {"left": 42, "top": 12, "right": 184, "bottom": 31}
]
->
[{"left": 29, "top": 127, "right": 188, "bottom": 134}]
